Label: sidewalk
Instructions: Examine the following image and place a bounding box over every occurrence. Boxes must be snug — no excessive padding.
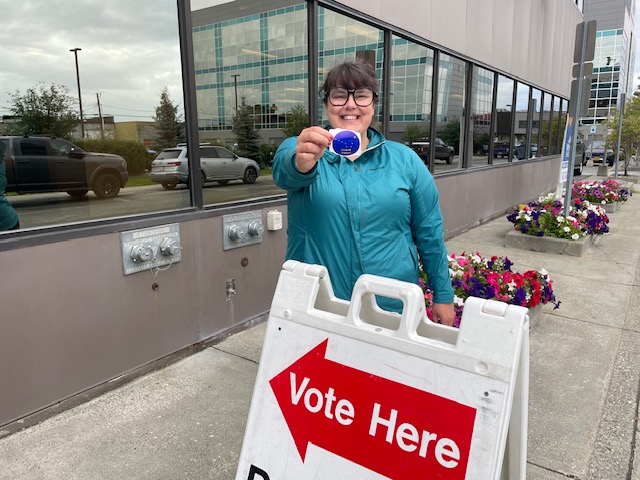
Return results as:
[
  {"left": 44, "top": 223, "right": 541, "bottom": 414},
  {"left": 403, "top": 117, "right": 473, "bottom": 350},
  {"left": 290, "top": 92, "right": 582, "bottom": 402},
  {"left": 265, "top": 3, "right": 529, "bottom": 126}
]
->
[{"left": 0, "top": 173, "right": 639, "bottom": 479}]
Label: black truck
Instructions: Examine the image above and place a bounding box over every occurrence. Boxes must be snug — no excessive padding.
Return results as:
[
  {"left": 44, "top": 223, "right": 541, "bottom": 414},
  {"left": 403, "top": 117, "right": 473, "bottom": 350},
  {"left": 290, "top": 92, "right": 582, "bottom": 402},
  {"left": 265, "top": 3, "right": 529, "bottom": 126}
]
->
[{"left": 0, "top": 135, "right": 128, "bottom": 199}]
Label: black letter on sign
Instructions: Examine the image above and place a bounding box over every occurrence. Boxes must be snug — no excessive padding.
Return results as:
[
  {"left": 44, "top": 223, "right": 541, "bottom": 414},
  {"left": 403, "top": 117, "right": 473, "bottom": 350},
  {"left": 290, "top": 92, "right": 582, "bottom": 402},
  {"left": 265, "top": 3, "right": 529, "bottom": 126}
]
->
[{"left": 248, "top": 464, "right": 270, "bottom": 480}]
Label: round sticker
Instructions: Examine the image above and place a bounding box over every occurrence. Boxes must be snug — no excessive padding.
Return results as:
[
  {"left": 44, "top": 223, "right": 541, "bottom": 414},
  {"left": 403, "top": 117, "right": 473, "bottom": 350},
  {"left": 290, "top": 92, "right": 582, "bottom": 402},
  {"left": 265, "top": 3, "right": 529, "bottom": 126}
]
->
[{"left": 330, "top": 129, "right": 361, "bottom": 156}]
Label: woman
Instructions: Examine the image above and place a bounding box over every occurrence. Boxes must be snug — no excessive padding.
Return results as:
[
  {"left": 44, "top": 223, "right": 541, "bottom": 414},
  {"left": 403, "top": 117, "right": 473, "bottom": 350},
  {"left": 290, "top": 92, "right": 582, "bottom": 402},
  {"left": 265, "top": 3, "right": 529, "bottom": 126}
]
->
[{"left": 272, "top": 61, "right": 454, "bottom": 326}]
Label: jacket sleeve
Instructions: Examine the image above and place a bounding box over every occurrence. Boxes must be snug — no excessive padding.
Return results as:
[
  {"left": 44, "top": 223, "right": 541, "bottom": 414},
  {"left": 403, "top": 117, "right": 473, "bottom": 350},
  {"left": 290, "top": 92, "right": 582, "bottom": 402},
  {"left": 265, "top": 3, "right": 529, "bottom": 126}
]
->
[
  {"left": 272, "top": 136, "right": 318, "bottom": 192},
  {"left": 408, "top": 153, "right": 454, "bottom": 304}
]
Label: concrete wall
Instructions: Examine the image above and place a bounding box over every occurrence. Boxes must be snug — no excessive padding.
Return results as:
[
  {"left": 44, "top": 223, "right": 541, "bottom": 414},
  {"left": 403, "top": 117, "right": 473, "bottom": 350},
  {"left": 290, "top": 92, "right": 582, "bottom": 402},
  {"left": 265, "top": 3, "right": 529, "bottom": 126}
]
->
[
  {"left": 0, "top": 201, "right": 288, "bottom": 430},
  {"left": 339, "top": 0, "right": 583, "bottom": 97}
]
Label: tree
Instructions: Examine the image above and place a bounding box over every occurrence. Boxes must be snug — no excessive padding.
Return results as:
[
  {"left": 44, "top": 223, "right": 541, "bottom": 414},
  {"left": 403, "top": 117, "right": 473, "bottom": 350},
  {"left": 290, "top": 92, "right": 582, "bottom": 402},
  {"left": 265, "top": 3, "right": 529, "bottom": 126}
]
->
[
  {"left": 603, "top": 79, "right": 640, "bottom": 176},
  {"left": 233, "top": 95, "right": 262, "bottom": 164},
  {"left": 282, "top": 103, "right": 309, "bottom": 137},
  {"left": 154, "top": 87, "right": 182, "bottom": 151},
  {"left": 7, "top": 83, "right": 78, "bottom": 138},
  {"left": 401, "top": 124, "right": 429, "bottom": 144},
  {"left": 438, "top": 120, "right": 461, "bottom": 154}
]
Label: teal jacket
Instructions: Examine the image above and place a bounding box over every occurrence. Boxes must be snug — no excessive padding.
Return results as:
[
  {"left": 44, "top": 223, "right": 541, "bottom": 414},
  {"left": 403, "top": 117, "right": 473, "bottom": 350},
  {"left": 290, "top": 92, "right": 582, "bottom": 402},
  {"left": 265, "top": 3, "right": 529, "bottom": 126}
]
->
[
  {"left": 0, "top": 159, "right": 19, "bottom": 231},
  {"left": 273, "top": 127, "right": 453, "bottom": 310}
]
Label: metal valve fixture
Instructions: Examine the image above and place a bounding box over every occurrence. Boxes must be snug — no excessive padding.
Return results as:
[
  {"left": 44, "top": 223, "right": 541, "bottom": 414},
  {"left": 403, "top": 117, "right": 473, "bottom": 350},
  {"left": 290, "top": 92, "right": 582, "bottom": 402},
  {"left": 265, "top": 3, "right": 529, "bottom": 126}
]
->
[
  {"left": 131, "top": 244, "right": 155, "bottom": 263},
  {"left": 160, "top": 237, "right": 181, "bottom": 256},
  {"left": 248, "top": 220, "right": 264, "bottom": 237}
]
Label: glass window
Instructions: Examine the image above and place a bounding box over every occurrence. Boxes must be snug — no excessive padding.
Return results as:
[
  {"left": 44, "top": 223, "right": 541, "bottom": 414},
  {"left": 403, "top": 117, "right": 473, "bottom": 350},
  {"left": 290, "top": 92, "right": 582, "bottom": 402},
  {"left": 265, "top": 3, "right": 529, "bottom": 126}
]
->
[
  {"left": 318, "top": 8, "right": 384, "bottom": 128},
  {"left": 434, "top": 53, "right": 466, "bottom": 174},
  {"left": 192, "top": 0, "right": 304, "bottom": 207},
  {"left": 494, "top": 75, "right": 514, "bottom": 164},
  {"left": 530, "top": 89, "right": 542, "bottom": 158},
  {"left": 389, "top": 35, "right": 433, "bottom": 166},
  {"left": 469, "top": 66, "right": 493, "bottom": 168},
  {"left": 514, "top": 83, "right": 530, "bottom": 160},
  {"left": 540, "top": 92, "right": 552, "bottom": 156},
  {"left": 2, "top": 0, "right": 186, "bottom": 230},
  {"left": 550, "top": 97, "right": 561, "bottom": 155}
]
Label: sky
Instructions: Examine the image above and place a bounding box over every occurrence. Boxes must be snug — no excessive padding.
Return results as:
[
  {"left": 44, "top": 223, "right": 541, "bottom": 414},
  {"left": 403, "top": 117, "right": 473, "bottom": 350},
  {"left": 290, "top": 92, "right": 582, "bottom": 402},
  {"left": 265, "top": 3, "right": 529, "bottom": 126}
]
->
[
  {"left": 0, "top": 0, "right": 184, "bottom": 122},
  {"left": 2, "top": 0, "right": 640, "bottom": 123}
]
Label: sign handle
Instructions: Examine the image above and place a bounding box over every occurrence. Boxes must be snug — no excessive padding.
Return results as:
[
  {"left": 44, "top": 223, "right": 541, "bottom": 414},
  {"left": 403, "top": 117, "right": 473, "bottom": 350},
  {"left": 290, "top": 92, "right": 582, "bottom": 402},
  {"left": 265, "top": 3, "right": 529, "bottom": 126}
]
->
[{"left": 345, "top": 274, "right": 428, "bottom": 339}]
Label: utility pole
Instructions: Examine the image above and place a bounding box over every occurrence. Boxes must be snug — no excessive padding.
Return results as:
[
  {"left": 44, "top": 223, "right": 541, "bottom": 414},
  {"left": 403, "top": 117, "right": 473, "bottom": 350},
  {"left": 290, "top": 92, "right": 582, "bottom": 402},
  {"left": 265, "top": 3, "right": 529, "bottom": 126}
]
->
[
  {"left": 231, "top": 74, "right": 240, "bottom": 111},
  {"left": 96, "top": 93, "right": 105, "bottom": 139},
  {"left": 70, "top": 48, "right": 85, "bottom": 139}
]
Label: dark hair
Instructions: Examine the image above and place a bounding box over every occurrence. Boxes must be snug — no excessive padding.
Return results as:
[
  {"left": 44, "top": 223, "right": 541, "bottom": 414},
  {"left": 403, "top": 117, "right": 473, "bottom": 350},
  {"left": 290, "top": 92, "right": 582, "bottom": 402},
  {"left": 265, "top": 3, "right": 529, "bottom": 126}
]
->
[{"left": 320, "top": 61, "right": 379, "bottom": 105}]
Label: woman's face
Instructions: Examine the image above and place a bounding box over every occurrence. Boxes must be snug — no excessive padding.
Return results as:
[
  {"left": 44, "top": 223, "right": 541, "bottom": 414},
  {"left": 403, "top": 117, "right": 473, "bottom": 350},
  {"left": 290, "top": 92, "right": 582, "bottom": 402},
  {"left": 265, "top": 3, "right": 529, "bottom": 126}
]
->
[{"left": 324, "top": 87, "right": 375, "bottom": 139}]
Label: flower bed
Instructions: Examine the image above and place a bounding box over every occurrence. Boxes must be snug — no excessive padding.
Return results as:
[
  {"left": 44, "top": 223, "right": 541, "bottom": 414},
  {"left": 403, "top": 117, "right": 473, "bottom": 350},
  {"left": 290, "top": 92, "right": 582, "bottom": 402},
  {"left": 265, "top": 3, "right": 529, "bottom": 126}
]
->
[
  {"left": 419, "top": 252, "right": 559, "bottom": 328},
  {"left": 506, "top": 193, "right": 609, "bottom": 240},
  {"left": 572, "top": 179, "right": 631, "bottom": 205}
]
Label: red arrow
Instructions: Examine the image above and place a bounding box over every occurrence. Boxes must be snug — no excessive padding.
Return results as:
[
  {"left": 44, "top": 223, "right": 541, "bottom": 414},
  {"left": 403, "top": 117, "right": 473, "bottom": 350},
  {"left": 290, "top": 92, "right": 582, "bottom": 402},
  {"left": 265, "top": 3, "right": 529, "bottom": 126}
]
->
[{"left": 269, "top": 339, "right": 477, "bottom": 480}]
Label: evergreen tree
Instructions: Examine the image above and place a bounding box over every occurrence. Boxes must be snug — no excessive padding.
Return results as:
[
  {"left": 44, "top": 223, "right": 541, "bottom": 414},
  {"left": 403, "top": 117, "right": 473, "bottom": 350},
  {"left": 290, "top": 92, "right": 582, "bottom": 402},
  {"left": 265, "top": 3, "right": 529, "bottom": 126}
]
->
[
  {"left": 7, "top": 83, "right": 78, "bottom": 138},
  {"left": 232, "top": 95, "right": 261, "bottom": 163},
  {"left": 282, "top": 103, "right": 309, "bottom": 137},
  {"left": 154, "top": 87, "right": 182, "bottom": 150}
]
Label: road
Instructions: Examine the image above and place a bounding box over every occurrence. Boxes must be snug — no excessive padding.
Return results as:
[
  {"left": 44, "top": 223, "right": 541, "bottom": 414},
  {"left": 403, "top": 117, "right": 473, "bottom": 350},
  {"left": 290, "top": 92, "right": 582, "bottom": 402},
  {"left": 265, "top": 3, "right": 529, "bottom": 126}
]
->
[
  {"left": 8, "top": 166, "right": 602, "bottom": 230},
  {"left": 9, "top": 175, "right": 286, "bottom": 229}
]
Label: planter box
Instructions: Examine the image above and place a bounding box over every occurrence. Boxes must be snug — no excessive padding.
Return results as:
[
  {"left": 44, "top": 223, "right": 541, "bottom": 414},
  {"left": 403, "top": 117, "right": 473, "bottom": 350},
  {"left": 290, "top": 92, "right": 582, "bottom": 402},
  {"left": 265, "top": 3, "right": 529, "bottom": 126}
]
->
[
  {"left": 528, "top": 304, "right": 542, "bottom": 329},
  {"left": 505, "top": 230, "right": 592, "bottom": 257},
  {"left": 601, "top": 201, "right": 620, "bottom": 214}
]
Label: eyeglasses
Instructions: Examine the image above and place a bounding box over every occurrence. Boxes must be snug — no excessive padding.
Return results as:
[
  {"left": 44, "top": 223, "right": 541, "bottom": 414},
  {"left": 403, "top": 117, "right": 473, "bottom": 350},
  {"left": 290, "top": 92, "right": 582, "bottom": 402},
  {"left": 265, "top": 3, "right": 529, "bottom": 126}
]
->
[{"left": 326, "top": 88, "right": 377, "bottom": 107}]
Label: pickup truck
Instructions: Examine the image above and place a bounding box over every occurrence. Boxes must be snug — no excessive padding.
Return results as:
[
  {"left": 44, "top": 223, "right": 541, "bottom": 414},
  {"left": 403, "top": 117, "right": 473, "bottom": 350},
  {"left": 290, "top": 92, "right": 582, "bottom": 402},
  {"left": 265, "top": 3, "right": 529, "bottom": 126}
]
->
[
  {"left": 410, "top": 137, "right": 454, "bottom": 164},
  {"left": 0, "top": 135, "right": 128, "bottom": 198}
]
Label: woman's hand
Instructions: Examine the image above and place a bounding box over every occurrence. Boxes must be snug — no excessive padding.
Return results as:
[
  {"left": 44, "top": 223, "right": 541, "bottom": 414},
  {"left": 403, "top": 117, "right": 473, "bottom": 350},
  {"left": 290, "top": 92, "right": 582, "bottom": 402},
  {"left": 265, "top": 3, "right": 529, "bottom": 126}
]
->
[
  {"left": 295, "top": 127, "right": 333, "bottom": 173},
  {"left": 431, "top": 303, "right": 456, "bottom": 327}
]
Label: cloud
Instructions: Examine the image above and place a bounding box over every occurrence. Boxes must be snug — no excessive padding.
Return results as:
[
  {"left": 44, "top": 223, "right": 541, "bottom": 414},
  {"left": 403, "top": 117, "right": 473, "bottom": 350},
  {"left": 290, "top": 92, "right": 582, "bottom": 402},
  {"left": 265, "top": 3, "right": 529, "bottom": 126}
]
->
[{"left": 0, "top": 0, "right": 184, "bottom": 122}]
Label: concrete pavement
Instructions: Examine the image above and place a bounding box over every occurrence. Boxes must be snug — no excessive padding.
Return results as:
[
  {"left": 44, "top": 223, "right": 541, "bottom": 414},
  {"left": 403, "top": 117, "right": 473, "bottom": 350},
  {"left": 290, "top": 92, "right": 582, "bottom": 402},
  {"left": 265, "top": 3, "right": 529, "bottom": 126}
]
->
[{"left": 0, "top": 170, "right": 639, "bottom": 479}]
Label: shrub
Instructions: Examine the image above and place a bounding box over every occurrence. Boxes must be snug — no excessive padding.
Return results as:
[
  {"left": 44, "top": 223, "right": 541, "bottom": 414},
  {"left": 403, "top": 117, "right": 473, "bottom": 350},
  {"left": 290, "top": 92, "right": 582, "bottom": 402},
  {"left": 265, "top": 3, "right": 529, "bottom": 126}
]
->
[{"left": 74, "top": 138, "right": 150, "bottom": 175}]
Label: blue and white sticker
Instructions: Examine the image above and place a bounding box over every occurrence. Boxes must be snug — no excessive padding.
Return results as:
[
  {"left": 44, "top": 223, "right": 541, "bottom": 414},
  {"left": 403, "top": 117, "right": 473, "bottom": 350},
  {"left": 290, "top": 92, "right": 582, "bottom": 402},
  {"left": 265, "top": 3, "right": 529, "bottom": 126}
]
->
[{"left": 329, "top": 129, "right": 361, "bottom": 156}]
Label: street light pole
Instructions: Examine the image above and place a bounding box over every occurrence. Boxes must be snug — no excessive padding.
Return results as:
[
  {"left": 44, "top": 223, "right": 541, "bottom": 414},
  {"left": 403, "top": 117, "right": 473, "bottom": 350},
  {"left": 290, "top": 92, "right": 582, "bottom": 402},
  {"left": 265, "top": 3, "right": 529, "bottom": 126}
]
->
[
  {"left": 231, "top": 74, "right": 240, "bottom": 111},
  {"left": 70, "top": 48, "right": 85, "bottom": 138}
]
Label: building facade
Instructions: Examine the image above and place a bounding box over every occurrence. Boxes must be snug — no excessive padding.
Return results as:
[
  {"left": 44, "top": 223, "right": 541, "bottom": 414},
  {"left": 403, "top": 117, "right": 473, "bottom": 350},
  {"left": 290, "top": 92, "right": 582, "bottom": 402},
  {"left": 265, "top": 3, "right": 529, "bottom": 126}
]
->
[
  {"left": 580, "top": 0, "right": 636, "bottom": 139},
  {"left": 0, "top": 0, "right": 584, "bottom": 433},
  {"left": 192, "top": 0, "right": 581, "bottom": 173}
]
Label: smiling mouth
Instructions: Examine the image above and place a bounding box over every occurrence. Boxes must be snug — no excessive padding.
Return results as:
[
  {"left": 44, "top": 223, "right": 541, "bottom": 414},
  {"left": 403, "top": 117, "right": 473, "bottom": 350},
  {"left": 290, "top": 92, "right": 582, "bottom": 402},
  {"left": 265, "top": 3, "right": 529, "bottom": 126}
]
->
[{"left": 342, "top": 115, "right": 359, "bottom": 120}]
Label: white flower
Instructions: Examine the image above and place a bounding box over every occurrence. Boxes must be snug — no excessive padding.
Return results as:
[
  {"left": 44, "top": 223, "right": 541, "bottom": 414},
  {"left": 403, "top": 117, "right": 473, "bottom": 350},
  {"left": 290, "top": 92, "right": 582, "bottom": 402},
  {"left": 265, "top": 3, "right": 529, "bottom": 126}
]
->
[
  {"left": 556, "top": 215, "right": 564, "bottom": 223},
  {"left": 571, "top": 233, "right": 579, "bottom": 240},
  {"left": 563, "top": 226, "right": 571, "bottom": 233}
]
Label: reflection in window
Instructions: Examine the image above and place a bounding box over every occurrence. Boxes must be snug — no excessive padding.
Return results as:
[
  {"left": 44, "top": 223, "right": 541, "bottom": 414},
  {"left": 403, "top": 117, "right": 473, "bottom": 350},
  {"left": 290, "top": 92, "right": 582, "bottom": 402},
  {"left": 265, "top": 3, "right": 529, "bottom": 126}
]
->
[
  {"left": 550, "top": 97, "right": 561, "bottom": 155},
  {"left": 389, "top": 36, "right": 433, "bottom": 166},
  {"left": 530, "top": 89, "right": 541, "bottom": 158},
  {"left": 469, "top": 66, "right": 493, "bottom": 168},
  {"left": 193, "top": 2, "right": 308, "bottom": 135},
  {"left": 540, "top": 92, "right": 552, "bottom": 156},
  {"left": 494, "top": 75, "right": 514, "bottom": 164},
  {"left": 514, "top": 83, "right": 530, "bottom": 160},
  {"left": 318, "top": 8, "right": 383, "bottom": 127},
  {"left": 3, "top": 0, "right": 185, "bottom": 230},
  {"left": 435, "top": 54, "right": 466, "bottom": 173},
  {"left": 192, "top": 0, "right": 304, "bottom": 207}
]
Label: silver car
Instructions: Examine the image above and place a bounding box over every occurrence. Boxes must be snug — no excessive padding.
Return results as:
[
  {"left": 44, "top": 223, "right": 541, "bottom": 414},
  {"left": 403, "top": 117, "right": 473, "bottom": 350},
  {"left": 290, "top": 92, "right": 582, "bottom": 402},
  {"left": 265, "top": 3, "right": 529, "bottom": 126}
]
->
[{"left": 150, "top": 144, "right": 260, "bottom": 190}]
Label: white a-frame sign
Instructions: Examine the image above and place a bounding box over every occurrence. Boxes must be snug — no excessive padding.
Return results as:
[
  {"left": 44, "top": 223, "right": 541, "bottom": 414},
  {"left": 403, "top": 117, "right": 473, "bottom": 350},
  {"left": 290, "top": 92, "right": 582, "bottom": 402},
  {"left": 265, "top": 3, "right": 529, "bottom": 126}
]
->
[{"left": 236, "top": 260, "right": 529, "bottom": 480}]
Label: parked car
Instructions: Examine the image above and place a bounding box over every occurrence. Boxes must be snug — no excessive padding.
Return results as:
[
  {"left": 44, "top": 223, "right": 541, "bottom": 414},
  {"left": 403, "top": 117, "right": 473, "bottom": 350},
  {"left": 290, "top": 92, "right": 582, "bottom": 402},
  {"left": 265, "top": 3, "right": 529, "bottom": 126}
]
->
[
  {"left": 586, "top": 140, "right": 614, "bottom": 166},
  {"left": 0, "top": 135, "right": 128, "bottom": 198},
  {"left": 150, "top": 144, "right": 260, "bottom": 190},
  {"left": 493, "top": 142, "right": 512, "bottom": 158},
  {"left": 410, "top": 137, "right": 454, "bottom": 164},
  {"left": 573, "top": 137, "right": 587, "bottom": 175}
]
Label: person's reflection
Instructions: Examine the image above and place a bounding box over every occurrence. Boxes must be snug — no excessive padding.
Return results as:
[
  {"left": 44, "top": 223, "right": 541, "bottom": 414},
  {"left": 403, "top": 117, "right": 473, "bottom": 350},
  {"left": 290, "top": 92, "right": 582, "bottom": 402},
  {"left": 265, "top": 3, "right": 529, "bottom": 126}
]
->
[{"left": 0, "top": 143, "right": 19, "bottom": 231}]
